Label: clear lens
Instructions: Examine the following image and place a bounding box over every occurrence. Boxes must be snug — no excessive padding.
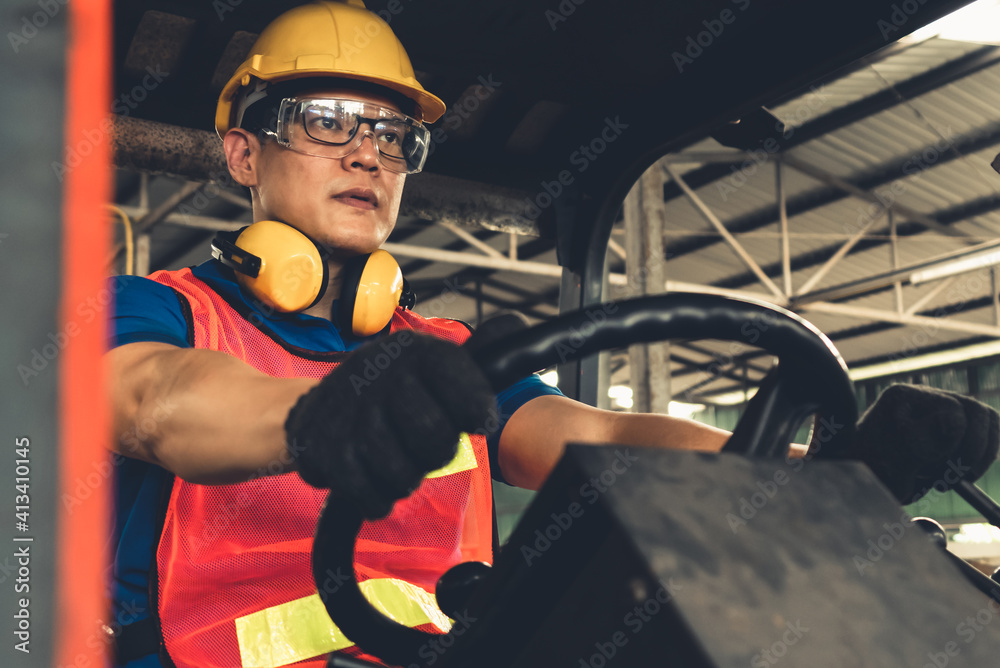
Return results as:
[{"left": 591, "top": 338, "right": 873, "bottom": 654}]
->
[{"left": 276, "top": 98, "right": 429, "bottom": 174}]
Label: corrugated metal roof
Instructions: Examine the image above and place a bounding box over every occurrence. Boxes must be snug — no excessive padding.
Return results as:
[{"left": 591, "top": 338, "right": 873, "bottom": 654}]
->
[{"left": 606, "top": 36, "right": 1000, "bottom": 399}]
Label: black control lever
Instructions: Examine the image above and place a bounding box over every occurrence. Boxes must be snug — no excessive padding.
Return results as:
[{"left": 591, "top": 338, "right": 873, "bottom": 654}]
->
[{"left": 955, "top": 481, "right": 1000, "bottom": 531}]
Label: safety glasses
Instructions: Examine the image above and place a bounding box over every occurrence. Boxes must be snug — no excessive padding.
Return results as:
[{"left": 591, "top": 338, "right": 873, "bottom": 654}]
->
[{"left": 265, "top": 97, "right": 430, "bottom": 174}]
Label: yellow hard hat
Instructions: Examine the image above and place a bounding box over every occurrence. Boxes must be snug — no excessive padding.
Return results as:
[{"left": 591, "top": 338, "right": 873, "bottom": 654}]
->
[{"left": 215, "top": 0, "right": 445, "bottom": 138}]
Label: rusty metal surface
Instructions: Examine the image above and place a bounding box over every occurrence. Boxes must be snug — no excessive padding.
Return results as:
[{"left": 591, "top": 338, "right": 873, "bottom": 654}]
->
[{"left": 112, "top": 116, "right": 228, "bottom": 184}]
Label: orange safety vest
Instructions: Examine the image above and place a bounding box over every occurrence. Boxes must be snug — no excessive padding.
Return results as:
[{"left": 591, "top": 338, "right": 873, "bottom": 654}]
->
[{"left": 148, "top": 267, "right": 494, "bottom": 668}]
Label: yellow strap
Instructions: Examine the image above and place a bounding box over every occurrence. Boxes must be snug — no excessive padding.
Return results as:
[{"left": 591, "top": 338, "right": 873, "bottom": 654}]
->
[
  {"left": 425, "top": 432, "right": 477, "bottom": 479},
  {"left": 235, "top": 578, "right": 453, "bottom": 668}
]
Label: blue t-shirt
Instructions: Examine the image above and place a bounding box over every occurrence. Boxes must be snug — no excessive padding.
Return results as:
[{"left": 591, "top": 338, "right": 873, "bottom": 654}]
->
[{"left": 109, "top": 260, "right": 560, "bottom": 665}]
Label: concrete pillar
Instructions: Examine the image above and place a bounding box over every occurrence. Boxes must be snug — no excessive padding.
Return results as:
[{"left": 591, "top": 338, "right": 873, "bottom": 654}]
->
[{"left": 624, "top": 163, "right": 672, "bottom": 414}]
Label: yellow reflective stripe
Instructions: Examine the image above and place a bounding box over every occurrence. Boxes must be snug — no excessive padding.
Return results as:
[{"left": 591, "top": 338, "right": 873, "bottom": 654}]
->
[
  {"left": 361, "top": 578, "right": 453, "bottom": 631},
  {"left": 425, "top": 432, "right": 477, "bottom": 479},
  {"left": 235, "top": 578, "right": 452, "bottom": 668},
  {"left": 235, "top": 594, "right": 349, "bottom": 667}
]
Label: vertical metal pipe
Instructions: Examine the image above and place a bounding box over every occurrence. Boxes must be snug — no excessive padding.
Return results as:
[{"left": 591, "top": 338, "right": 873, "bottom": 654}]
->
[
  {"left": 135, "top": 233, "right": 151, "bottom": 277},
  {"left": 890, "top": 210, "right": 904, "bottom": 313},
  {"left": 475, "top": 280, "right": 483, "bottom": 327},
  {"left": 776, "top": 160, "right": 792, "bottom": 297},
  {"left": 992, "top": 267, "right": 1000, "bottom": 327},
  {"left": 624, "top": 180, "right": 649, "bottom": 413}
]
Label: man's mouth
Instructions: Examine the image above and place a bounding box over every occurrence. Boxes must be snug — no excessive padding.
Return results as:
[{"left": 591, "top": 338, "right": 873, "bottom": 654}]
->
[{"left": 333, "top": 187, "right": 378, "bottom": 210}]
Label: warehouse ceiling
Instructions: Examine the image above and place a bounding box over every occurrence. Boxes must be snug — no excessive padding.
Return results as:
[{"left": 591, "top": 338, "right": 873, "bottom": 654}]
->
[{"left": 108, "top": 0, "right": 1000, "bottom": 407}]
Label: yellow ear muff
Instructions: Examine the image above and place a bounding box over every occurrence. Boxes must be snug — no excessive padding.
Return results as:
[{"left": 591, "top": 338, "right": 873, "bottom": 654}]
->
[
  {"left": 212, "top": 224, "right": 414, "bottom": 332},
  {"left": 339, "top": 249, "right": 409, "bottom": 337},
  {"left": 212, "top": 220, "right": 327, "bottom": 313}
]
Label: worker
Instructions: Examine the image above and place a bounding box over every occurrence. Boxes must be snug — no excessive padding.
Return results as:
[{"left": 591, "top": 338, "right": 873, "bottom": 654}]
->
[
  {"left": 105, "top": 2, "right": 731, "bottom": 666},
  {"left": 105, "top": 2, "right": 998, "bottom": 667}
]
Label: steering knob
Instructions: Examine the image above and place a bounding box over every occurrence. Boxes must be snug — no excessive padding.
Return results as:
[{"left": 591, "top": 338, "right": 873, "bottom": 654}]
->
[
  {"left": 912, "top": 517, "right": 948, "bottom": 549},
  {"left": 435, "top": 561, "right": 492, "bottom": 619}
]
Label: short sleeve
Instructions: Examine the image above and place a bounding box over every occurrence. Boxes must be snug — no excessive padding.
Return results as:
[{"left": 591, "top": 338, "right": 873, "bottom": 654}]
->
[
  {"left": 109, "top": 275, "right": 191, "bottom": 349},
  {"left": 488, "top": 375, "right": 564, "bottom": 485}
]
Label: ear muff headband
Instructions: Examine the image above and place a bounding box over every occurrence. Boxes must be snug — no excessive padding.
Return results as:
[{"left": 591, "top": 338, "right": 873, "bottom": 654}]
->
[
  {"left": 211, "top": 237, "right": 262, "bottom": 278},
  {"left": 212, "top": 220, "right": 328, "bottom": 313}
]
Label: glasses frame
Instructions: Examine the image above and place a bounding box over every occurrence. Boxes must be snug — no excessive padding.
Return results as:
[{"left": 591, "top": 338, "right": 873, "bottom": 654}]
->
[{"left": 262, "top": 97, "right": 430, "bottom": 174}]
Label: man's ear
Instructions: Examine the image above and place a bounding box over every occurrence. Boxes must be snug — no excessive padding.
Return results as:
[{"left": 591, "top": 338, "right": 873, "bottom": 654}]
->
[{"left": 222, "top": 128, "right": 261, "bottom": 187}]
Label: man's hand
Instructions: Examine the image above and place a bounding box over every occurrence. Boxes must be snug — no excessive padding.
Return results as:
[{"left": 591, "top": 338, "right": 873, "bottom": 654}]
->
[
  {"left": 852, "top": 384, "right": 999, "bottom": 504},
  {"left": 285, "top": 331, "right": 495, "bottom": 519}
]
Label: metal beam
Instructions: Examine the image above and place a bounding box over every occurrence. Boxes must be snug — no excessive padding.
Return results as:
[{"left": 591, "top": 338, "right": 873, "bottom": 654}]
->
[
  {"left": 117, "top": 205, "right": 245, "bottom": 231},
  {"left": 116, "top": 204, "right": 563, "bottom": 283},
  {"left": 607, "top": 237, "right": 627, "bottom": 261},
  {"left": 609, "top": 279, "right": 787, "bottom": 303},
  {"left": 404, "top": 279, "right": 556, "bottom": 321},
  {"left": 780, "top": 154, "right": 969, "bottom": 239},
  {"left": 661, "top": 151, "right": 752, "bottom": 164},
  {"left": 792, "top": 238, "right": 1000, "bottom": 305},
  {"left": 480, "top": 276, "right": 559, "bottom": 306},
  {"left": 890, "top": 210, "right": 903, "bottom": 313},
  {"left": 135, "top": 234, "right": 151, "bottom": 277},
  {"left": 134, "top": 181, "right": 204, "bottom": 235},
  {"left": 794, "top": 208, "right": 880, "bottom": 296},
  {"left": 111, "top": 115, "right": 543, "bottom": 236},
  {"left": 667, "top": 351, "right": 765, "bottom": 386},
  {"left": 130, "top": 201, "right": 1000, "bottom": 344},
  {"left": 663, "top": 163, "right": 784, "bottom": 298},
  {"left": 439, "top": 222, "right": 506, "bottom": 258},
  {"left": 993, "top": 268, "right": 1000, "bottom": 327},
  {"left": 905, "top": 275, "right": 958, "bottom": 316},
  {"left": 382, "top": 243, "right": 565, "bottom": 278},
  {"left": 717, "top": 193, "right": 1000, "bottom": 293},
  {"left": 776, "top": 160, "right": 792, "bottom": 297},
  {"left": 214, "top": 188, "right": 252, "bottom": 210},
  {"left": 675, "top": 341, "right": 773, "bottom": 375},
  {"left": 660, "top": 45, "right": 1000, "bottom": 206},
  {"left": 667, "top": 123, "right": 1000, "bottom": 265},
  {"left": 802, "top": 302, "right": 1000, "bottom": 338},
  {"left": 113, "top": 181, "right": 205, "bottom": 261},
  {"left": 118, "top": 206, "right": 565, "bottom": 281}
]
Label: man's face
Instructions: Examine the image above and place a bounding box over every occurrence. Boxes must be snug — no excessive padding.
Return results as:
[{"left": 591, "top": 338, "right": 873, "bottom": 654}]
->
[{"left": 250, "top": 87, "right": 407, "bottom": 260}]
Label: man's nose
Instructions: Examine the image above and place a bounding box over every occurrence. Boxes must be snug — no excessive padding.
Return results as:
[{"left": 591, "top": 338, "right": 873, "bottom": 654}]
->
[{"left": 345, "top": 130, "right": 380, "bottom": 172}]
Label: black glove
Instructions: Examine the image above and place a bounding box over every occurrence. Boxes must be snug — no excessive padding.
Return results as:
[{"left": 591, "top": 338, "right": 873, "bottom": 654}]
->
[
  {"left": 463, "top": 311, "right": 529, "bottom": 360},
  {"left": 285, "top": 330, "right": 495, "bottom": 519},
  {"left": 851, "top": 384, "right": 999, "bottom": 504}
]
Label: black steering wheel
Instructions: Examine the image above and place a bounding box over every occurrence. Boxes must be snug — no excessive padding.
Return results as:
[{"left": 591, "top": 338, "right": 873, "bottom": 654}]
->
[{"left": 312, "top": 292, "right": 859, "bottom": 667}]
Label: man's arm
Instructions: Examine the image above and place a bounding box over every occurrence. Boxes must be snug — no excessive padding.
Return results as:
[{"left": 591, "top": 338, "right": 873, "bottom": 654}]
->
[
  {"left": 108, "top": 341, "right": 317, "bottom": 483},
  {"left": 497, "top": 395, "right": 732, "bottom": 489}
]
